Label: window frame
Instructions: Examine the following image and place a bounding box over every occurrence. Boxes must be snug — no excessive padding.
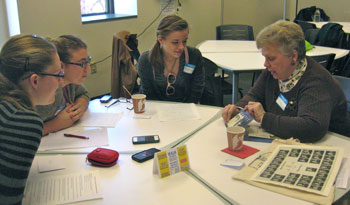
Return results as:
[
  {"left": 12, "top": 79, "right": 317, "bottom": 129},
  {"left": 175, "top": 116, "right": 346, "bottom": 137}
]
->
[{"left": 81, "top": 0, "right": 137, "bottom": 24}]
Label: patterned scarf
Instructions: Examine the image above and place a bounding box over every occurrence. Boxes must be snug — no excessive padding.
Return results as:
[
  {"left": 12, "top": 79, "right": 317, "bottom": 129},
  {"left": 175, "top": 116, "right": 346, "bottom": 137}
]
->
[{"left": 279, "top": 58, "right": 307, "bottom": 93}]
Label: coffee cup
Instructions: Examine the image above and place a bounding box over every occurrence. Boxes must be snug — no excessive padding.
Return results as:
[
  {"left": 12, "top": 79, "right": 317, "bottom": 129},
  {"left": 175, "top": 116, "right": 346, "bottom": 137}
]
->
[
  {"left": 227, "top": 126, "right": 245, "bottom": 151},
  {"left": 132, "top": 94, "right": 146, "bottom": 114}
]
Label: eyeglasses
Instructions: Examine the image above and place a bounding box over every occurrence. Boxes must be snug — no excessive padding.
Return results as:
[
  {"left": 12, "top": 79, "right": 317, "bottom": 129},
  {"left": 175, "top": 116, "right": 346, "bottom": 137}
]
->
[
  {"left": 166, "top": 73, "right": 176, "bottom": 96},
  {"left": 65, "top": 56, "right": 91, "bottom": 69},
  {"left": 36, "top": 71, "right": 65, "bottom": 78}
]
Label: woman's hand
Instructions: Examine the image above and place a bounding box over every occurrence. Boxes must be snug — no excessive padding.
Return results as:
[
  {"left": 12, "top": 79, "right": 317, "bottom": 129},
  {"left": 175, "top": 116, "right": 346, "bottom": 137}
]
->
[
  {"left": 222, "top": 104, "right": 240, "bottom": 123},
  {"left": 67, "top": 103, "right": 86, "bottom": 122},
  {"left": 244, "top": 101, "right": 266, "bottom": 123}
]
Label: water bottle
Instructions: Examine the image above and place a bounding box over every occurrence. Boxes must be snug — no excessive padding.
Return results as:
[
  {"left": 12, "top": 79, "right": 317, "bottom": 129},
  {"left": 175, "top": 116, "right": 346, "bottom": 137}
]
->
[{"left": 314, "top": 9, "right": 321, "bottom": 22}]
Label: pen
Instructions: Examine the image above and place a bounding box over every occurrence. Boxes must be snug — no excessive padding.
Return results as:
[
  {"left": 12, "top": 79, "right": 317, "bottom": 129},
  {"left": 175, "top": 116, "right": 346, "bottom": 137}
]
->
[
  {"left": 64, "top": 134, "right": 89, "bottom": 139},
  {"left": 105, "top": 99, "right": 119, "bottom": 108}
]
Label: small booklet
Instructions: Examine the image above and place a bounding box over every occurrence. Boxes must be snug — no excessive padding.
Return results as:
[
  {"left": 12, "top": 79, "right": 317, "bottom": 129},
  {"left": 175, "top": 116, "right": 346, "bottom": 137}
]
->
[{"left": 226, "top": 110, "right": 253, "bottom": 127}]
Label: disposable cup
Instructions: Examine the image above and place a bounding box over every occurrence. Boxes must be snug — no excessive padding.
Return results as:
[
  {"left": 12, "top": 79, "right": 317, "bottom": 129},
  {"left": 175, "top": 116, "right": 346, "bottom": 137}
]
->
[
  {"left": 132, "top": 94, "right": 146, "bottom": 114},
  {"left": 227, "top": 126, "right": 245, "bottom": 151}
]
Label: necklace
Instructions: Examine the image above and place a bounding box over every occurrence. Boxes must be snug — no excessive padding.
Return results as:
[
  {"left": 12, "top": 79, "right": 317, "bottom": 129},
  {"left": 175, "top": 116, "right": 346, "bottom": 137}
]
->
[{"left": 165, "top": 58, "right": 178, "bottom": 76}]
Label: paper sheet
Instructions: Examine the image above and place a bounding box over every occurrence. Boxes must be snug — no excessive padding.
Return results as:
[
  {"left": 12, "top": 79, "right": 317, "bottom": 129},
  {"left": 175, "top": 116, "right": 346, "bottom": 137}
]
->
[
  {"left": 39, "top": 127, "right": 109, "bottom": 151},
  {"left": 157, "top": 103, "right": 200, "bottom": 121},
  {"left": 23, "top": 171, "right": 102, "bottom": 205},
  {"left": 37, "top": 155, "right": 65, "bottom": 173},
  {"left": 336, "top": 157, "right": 350, "bottom": 189},
  {"left": 75, "top": 111, "right": 122, "bottom": 127}
]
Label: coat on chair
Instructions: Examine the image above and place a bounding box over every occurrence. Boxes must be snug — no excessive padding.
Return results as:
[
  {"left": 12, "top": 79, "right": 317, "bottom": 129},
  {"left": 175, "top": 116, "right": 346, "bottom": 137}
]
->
[{"left": 111, "top": 31, "right": 138, "bottom": 98}]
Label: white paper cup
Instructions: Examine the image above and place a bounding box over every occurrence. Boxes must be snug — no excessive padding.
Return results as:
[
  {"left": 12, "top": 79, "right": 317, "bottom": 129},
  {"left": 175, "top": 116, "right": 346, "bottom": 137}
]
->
[
  {"left": 227, "top": 126, "right": 245, "bottom": 151},
  {"left": 132, "top": 94, "right": 146, "bottom": 114}
]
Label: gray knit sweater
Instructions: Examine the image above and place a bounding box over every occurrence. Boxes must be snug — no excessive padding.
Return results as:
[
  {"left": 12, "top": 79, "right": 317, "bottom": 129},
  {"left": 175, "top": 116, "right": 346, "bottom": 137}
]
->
[{"left": 237, "top": 56, "right": 350, "bottom": 142}]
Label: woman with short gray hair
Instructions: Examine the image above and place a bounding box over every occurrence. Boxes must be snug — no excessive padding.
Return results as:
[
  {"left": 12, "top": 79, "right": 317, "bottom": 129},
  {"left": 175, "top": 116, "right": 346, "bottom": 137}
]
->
[{"left": 222, "top": 20, "right": 350, "bottom": 142}]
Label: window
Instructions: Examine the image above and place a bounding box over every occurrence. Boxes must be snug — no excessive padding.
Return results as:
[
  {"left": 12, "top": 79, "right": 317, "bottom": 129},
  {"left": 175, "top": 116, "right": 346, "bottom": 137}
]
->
[{"left": 81, "top": 0, "right": 137, "bottom": 24}]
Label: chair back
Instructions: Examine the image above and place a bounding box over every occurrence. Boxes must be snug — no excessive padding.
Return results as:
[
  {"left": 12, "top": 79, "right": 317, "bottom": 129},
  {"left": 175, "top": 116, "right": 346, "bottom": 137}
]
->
[
  {"left": 333, "top": 75, "right": 350, "bottom": 112},
  {"left": 310, "top": 53, "right": 336, "bottom": 71},
  {"left": 200, "top": 57, "right": 223, "bottom": 107},
  {"left": 305, "top": 28, "right": 320, "bottom": 45},
  {"left": 111, "top": 32, "right": 138, "bottom": 98},
  {"left": 216, "top": 24, "right": 254, "bottom": 40},
  {"left": 295, "top": 20, "right": 317, "bottom": 35},
  {"left": 339, "top": 55, "right": 350, "bottom": 77}
]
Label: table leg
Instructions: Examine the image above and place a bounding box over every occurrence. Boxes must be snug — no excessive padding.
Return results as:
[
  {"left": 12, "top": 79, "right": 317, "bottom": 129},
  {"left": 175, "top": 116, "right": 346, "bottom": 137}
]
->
[{"left": 232, "top": 72, "right": 240, "bottom": 104}]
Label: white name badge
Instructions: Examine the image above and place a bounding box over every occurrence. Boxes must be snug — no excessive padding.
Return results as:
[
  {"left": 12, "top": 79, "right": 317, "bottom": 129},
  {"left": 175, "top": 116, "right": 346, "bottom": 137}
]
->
[
  {"left": 153, "top": 145, "right": 190, "bottom": 178},
  {"left": 276, "top": 93, "right": 288, "bottom": 111},
  {"left": 183, "top": 63, "right": 195, "bottom": 74}
]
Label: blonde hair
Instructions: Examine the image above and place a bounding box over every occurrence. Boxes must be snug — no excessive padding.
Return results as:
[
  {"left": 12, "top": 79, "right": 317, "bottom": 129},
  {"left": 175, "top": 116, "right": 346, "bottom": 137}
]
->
[
  {"left": 149, "top": 15, "right": 188, "bottom": 73},
  {"left": 256, "top": 20, "right": 306, "bottom": 62},
  {"left": 0, "top": 34, "right": 57, "bottom": 108}
]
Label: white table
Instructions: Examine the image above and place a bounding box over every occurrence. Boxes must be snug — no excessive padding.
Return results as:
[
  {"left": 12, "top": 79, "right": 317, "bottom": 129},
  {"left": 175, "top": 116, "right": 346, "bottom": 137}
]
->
[
  {"left": 185, "top": 117, "right": 350, "bottom": 205},
  {"left": 197, "top": 40, "right": 350, "bottom": 103},
  {"left": 311, "top": 21, "right": 350, "bottom": 33},
  {"left": 25, "top": 100, "right": 350, "bottom": 204},
  {"left": 25, "top": 100, "right": 224, "bottom": 205}
]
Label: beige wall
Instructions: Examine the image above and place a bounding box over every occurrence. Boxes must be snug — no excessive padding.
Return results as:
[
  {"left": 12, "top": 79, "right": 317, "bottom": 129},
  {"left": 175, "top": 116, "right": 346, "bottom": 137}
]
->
[
  {"left": 3, "top": 0, "right": 348, "bottom": 97},
  {"left": 0, "top": 0, "right": 9, "bottom": 47}
]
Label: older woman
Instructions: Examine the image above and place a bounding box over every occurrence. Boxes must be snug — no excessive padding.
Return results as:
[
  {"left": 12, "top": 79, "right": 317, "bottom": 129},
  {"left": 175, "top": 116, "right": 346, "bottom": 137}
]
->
[
  {"left": 138, "top": 15, "right": 205, "bottom": 103},
  {"left": 36, "top": 35, "right": 90, "bottom": 135},
  {"left": 222, "top": 20, "right": 350, "bottom": 142},
  {"left": 0, "top": 34, "right": 62, "bottom": 203}
]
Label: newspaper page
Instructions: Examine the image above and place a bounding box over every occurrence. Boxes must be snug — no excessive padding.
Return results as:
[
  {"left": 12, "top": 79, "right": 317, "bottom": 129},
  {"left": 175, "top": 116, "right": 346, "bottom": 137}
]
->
[{"left": 251, "top": 144, "right": 344, "bottom": 196}]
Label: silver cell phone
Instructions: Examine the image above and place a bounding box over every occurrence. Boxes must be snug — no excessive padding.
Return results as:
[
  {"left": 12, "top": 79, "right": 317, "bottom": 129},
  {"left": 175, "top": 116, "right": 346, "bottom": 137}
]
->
[
  {"left": 100, "top": 95, "right": 112, "bottom": 103},
  {"left": 132, "top": 135, "right": 160, "bottom": 144}
]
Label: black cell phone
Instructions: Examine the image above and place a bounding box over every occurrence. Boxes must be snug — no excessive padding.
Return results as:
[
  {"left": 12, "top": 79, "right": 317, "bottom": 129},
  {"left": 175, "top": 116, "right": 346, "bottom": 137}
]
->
[
  {"left": 132, "top": 135, "right": 160, "bottom": 144},
  {"left": 132, "top": 148, "right": 160, "bottom": 163},
  {"left": 100, "top": 95, "right": 112, "bottom": 103}
]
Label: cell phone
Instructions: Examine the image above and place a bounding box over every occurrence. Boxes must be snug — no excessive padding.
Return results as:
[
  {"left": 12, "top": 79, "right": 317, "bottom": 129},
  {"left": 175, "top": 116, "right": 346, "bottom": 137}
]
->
[
  {"left": 132, "top": 148, "right": 160, "bottom": 163},
  {"left": 100, "top": 95, "right": 112, "bottom": 103},
  {"left": 132, "top": 135, "right": 160, "bottom": 144}
]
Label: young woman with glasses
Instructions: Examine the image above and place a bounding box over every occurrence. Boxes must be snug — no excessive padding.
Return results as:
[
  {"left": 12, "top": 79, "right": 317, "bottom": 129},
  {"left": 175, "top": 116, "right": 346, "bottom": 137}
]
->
[
  {"left": 36, "top": 35, "right": 91, "bottom": 135},
  {"left": 0, "top": 34, "right": 62, "bottom": 204},
  {"left": 138, "top": 15, "right": 205, "bottom": 103}
]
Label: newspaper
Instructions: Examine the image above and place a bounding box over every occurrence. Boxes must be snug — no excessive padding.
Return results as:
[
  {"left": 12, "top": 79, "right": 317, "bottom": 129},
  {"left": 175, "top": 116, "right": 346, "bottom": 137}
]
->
[{"left": 251, "top": 144, "right": 344, "bottom": 196}]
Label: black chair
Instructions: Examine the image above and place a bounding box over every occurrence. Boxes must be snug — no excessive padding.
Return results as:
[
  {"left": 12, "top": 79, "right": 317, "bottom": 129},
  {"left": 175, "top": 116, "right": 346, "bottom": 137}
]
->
[
  {"left": 295, "top": 20, "right": 317, "bottom": 35},
  {"left": 305, "top": 28, "right": 320, "bottom": 45},
  {"left": 200, "top": 57, "right": 223, "bottom": 107},
  {"left": 339, "top": 55, "right": 350, "bottom": 77},
  {"left": 216, "top": 24, "right": 254, "bottom": 103},
  {"left": 333, "top": 75, "right": 350, "bottom": 112},
  {"left": 216, "top": 24, "right": 254, "bottom": 41},
  {"left": 310, "top": 53, "right": 336, "bottom": 72}
]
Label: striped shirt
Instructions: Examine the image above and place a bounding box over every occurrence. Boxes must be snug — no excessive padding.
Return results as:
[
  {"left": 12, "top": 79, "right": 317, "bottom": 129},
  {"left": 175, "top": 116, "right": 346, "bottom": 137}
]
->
[{"left": 0, "top": 101, "right": 43, "bottom": 204}]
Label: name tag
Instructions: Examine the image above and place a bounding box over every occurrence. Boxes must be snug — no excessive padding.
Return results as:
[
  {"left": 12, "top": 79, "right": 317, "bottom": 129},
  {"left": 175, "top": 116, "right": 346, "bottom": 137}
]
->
[
  {"left": 183, "top": 63, "right": 195, "bottom": 74},
  {"left": 276, "top": 93, "right": 288, "bottom": 111}
]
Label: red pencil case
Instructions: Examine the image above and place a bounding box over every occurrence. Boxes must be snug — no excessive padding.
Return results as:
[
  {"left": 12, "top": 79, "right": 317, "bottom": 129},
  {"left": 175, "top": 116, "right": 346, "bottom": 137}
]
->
[{"left": 87, "top": 148, "right": 119, "bottom": 167}]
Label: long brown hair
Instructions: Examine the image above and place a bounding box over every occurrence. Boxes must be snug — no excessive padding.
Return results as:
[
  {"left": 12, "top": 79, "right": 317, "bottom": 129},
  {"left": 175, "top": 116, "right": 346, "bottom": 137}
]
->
[
  {"left": 149, "top": 15, "right": 188, "bottom": 73},
  {"left": 0, "top": 34, "right": 57, "bottom": 109}
]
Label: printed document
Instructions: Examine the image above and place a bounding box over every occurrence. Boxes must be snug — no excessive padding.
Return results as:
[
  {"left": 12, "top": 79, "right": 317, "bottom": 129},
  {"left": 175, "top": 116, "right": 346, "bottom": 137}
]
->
[
  {"left": 23, "top": 171, "right": 102, "bottom": 205},
  {"left": 251, "top": 144, "right": 344, "bottom": 196}
]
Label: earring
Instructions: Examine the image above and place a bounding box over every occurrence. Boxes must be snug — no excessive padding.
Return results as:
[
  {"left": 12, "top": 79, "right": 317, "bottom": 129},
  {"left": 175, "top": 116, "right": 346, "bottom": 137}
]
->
[{"left": 291, "top": 61, "right": 295, "bottom": 66}]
